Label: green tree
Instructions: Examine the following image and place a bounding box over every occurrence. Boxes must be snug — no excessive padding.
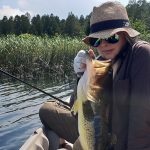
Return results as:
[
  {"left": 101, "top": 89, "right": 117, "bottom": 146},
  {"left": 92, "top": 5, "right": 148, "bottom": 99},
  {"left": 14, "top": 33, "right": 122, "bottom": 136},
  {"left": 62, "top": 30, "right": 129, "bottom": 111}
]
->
[
  {"left": 14, "top": 15, "right": 22, "bottom": 35},
  {"left": 84, "top": 14, "right": 90, "bottom": 36},
  {"left": 1, "top": 16, "right": 10, "bottom": 35},
  {"left": 31, "top": 15, "right": 43, "bottom": 35},
  {"left": 126, "top": 0, "right": 150, "bottom": 30},
  {"left": 41, "top": 15, "right": 51, "bottom": 35},
  {"left": 49, "top": 14, "right": 61, "bottom": 36},
  {"left": 8, "top": 16, "right": 15, "bottom": 34},
  {"left": 126, "top": 0, "right": 137, "bottom": 20},
  {"left": 20, "top": 15, "right": 30, "bottom": 33},
  {"left": 59, "top": 19, "right": 66, "bottom": 34},
  {"left": 64, "top": 12, "right": 81, "bottom": 36}
]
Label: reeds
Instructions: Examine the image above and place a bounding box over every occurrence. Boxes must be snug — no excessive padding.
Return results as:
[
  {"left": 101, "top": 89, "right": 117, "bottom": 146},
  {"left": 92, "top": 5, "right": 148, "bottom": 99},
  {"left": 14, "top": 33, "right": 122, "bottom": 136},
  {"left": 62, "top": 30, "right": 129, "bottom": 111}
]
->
[{"left": 0, "top": 34, "right": 88, "bottom": 82}]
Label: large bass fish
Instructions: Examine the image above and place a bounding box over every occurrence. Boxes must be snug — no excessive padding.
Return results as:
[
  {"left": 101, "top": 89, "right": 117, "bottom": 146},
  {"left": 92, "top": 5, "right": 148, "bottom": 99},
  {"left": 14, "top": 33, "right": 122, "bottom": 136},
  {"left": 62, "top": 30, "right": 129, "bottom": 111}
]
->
[{"left": 72, "top": 51, "right": 112, "bottom": 150}]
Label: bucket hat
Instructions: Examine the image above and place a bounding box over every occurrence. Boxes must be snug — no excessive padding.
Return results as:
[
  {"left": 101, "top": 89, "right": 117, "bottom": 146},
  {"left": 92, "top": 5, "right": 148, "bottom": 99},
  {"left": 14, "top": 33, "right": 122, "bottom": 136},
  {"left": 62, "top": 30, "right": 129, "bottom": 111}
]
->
[{"left": 83, "top": 1, "right": 140, "bottom": 45}]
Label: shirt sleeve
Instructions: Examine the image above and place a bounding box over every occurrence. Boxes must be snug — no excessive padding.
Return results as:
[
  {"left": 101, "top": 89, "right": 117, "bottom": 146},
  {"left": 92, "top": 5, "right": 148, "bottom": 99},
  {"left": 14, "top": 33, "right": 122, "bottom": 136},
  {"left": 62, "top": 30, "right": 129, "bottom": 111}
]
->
[{"left": 127, "top": 43, "right": 150, "bottom": 149}]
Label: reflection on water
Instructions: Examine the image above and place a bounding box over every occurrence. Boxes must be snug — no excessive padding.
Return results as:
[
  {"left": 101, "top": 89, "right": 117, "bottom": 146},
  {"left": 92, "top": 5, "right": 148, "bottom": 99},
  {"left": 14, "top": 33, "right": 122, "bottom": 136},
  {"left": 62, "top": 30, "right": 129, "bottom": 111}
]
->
[{"left": 0, "top": 80, "right": 74, "bottom": 150}]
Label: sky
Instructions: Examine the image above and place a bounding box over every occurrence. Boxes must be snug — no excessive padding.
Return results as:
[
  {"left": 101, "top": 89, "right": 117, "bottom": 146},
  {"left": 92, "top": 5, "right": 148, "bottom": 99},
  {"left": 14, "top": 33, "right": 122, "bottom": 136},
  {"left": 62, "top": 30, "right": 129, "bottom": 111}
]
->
[{"left": 0, "top": 0, "right": 138, "bottom": 20}]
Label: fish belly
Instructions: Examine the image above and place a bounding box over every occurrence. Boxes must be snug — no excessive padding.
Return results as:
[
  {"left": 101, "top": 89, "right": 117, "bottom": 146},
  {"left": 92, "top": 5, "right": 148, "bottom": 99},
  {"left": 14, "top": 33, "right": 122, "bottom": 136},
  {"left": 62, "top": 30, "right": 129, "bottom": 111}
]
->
[{"left": 78, "top": 102, "right": 96, "bottom": 150}]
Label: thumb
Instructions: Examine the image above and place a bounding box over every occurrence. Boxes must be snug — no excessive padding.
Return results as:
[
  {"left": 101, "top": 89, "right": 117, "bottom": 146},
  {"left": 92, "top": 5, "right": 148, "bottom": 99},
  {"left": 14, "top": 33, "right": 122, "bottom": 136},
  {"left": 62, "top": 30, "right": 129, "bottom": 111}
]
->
[{"left": 88, "top": 49, "right": 96, "bottom": 59}]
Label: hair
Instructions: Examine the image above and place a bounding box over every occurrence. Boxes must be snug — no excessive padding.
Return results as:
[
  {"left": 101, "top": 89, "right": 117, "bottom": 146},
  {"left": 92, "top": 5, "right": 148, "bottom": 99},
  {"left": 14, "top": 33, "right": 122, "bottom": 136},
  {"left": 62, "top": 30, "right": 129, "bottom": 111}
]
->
[
  {"left": 120, "top": 31, "right": 139, "bottom": 46},
  {"left": 112, "top": 32, "right": 139, "bottom": 63}
]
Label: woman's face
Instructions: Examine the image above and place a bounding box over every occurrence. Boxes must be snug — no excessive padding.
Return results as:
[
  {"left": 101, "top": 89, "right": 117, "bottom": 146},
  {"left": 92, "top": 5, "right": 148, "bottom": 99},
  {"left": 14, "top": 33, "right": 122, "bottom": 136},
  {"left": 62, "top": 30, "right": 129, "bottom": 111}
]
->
[{"left": 96, "top": 33, "right": 127, "bottom": 60}]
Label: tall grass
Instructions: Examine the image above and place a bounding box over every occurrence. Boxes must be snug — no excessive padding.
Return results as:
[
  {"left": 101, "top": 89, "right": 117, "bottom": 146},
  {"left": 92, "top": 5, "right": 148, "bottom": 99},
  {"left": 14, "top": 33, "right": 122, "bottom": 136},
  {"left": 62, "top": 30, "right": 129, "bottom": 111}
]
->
[
  {"left": 0, "top": 34, "right": 88, "bottom": 82},
  {"left": 1, "top": 34, "right": 149, "bottom": 83}
]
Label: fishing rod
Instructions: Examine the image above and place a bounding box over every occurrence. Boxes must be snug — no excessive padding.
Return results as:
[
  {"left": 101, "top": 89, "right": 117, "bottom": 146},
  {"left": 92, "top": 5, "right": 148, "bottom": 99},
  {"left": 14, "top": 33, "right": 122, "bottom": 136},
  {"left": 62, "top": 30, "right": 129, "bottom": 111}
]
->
[{"left": 0, "top": 68, "right": 70, "bottom": 107}]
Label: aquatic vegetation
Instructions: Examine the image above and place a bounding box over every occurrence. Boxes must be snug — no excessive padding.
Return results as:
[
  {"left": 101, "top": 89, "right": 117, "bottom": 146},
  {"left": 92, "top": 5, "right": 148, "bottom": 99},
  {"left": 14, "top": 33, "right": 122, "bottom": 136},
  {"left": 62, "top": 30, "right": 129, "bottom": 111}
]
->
[{"left": 0, "top": 34, "right": 88, "bottom": 81}]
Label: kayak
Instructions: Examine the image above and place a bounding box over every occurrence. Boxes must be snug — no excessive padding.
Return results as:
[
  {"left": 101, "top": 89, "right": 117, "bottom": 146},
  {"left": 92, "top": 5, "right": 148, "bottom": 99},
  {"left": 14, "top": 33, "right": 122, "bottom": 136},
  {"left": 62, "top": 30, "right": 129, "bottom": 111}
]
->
[
  {"left": 20, "top": 99, "right": 71, "bottom": 150},
  {"left": 20, "top": 126, "right": 72, "bottom": 150},
  {"left": 20, "top": 127, "right": 50, "bottom": 150}
]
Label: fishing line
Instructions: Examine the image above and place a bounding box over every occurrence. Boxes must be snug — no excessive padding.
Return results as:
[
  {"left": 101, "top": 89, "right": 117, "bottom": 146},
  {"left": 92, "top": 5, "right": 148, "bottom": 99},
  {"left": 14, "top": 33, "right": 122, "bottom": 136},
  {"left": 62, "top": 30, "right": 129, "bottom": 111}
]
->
[{"left": 0, "top": 68, "right": 70, "bottom": 107}]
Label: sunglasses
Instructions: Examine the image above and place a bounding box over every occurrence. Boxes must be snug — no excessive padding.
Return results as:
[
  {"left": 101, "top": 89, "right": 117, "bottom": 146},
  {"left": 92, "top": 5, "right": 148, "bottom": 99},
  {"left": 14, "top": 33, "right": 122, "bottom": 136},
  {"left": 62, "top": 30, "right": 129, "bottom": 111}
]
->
[{"left": 89, "top": 34, "right": 120, "bottom": 47}]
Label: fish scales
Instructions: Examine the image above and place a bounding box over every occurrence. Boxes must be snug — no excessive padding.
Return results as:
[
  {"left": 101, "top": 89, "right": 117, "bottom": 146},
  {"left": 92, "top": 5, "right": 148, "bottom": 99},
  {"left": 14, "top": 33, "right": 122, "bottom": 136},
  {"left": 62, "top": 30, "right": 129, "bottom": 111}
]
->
[{"left": 72, "top": 52, "right": 112, "bottom": 150}]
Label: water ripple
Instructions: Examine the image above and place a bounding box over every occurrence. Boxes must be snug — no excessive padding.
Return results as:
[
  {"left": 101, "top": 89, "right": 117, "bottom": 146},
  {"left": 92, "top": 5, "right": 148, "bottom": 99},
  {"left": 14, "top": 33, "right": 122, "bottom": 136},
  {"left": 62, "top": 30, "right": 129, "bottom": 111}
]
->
[{"left": 0, "top": 81, "right": 74, "bottom": 150}]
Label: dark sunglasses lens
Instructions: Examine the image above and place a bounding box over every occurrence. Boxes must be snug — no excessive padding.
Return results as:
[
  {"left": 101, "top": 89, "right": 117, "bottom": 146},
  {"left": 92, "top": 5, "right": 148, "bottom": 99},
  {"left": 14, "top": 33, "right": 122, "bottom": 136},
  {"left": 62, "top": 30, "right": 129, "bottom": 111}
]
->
[
  {"left": 89, "top": 38, "right": 100, "bottom": 47},
  {"left": 106, "top": 34, "right": 119, "bottom": 44},
  {"left": 94, "top": 39, "right": 101, "bottom": 47},
  {"left": 89, "top": 34, "right": 119, "bottom": 47}
]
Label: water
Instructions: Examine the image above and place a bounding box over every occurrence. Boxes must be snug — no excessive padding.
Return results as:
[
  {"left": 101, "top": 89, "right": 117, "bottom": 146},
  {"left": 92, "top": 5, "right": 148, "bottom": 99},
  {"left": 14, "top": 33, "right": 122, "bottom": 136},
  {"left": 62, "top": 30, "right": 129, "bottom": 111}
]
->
[{"left": 0, "top": 80, "right": 74, "bottom": 150}]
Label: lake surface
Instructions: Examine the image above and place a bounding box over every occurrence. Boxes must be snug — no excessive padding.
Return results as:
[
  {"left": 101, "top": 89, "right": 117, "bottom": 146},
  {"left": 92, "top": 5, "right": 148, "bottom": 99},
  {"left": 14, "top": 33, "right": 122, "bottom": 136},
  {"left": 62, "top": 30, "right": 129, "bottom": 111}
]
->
[{"left": 0, "top": 80, "right": 74, "bottom": 150}]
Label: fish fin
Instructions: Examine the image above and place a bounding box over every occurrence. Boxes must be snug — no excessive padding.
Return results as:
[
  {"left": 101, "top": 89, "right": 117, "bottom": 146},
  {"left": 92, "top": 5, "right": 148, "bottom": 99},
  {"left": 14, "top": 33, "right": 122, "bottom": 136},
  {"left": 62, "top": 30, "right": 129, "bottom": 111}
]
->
[
  {"left": 86, "top": 98, "right": 96, "bottom": 103},
  {"left": 71, "top": 100, "right": 79, "bottom": 115}
]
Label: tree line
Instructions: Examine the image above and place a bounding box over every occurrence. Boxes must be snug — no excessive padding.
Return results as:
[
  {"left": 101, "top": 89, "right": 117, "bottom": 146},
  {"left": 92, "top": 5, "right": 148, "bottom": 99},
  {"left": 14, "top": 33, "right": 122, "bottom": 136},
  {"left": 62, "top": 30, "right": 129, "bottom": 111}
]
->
[
  {"left": 0, "top": 0, "right": 150, "bottom": 38},
  {"left": 0, "top": 12, "right": 90, "bottom": 37}
]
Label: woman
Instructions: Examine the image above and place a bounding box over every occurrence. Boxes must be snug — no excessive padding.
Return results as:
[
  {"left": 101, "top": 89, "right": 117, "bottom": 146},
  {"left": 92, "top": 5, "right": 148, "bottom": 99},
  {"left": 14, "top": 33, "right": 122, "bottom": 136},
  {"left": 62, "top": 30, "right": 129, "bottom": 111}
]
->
[{"left": 39, "top": 1, "right": 150, "bottom": 150}]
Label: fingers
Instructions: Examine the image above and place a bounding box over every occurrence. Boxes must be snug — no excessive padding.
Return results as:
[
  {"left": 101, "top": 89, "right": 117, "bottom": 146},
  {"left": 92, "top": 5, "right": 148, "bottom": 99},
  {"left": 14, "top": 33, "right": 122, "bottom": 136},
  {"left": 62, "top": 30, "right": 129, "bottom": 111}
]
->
[{"left": 88, "top": 49, "right": 96, "bottom": 59}]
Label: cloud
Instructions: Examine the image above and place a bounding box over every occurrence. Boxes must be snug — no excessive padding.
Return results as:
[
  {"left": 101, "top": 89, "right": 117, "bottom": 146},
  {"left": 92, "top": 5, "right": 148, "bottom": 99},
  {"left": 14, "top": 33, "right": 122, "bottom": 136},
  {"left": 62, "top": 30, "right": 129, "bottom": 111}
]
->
[
  {"left": 0, "top": 5, "right": 32, "bottom": 19},
  {"left": 18, "top": 0, "right": 29, "bottom": 9},
  {"left": 0, "top": 0, "right": 129, "bottom": 20}
]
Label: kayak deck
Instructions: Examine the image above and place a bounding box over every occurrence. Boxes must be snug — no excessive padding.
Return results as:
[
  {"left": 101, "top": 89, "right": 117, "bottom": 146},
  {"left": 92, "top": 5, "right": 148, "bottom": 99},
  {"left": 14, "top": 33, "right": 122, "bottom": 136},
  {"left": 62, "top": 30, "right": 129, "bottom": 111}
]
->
[{"left": 20, "top": 127, "right": 49, "bottom": 150}]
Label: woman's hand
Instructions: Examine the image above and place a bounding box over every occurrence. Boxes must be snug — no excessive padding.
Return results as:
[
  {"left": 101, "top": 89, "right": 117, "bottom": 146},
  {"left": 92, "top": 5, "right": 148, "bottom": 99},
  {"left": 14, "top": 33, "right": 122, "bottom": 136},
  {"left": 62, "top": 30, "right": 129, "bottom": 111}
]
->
[
  {"left": 74, "top": 49, "right": 95, "bottom": 76},
  {"left": 74, "top": 50, "right": 87, "bottom": 75}
]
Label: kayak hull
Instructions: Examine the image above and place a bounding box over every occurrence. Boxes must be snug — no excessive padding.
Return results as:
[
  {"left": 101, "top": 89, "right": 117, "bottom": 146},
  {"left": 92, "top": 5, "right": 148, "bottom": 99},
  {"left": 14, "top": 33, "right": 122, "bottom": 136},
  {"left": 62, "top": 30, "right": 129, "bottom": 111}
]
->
[{"left": 20, "top": 127, "right": 49, "bottom": 150}]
